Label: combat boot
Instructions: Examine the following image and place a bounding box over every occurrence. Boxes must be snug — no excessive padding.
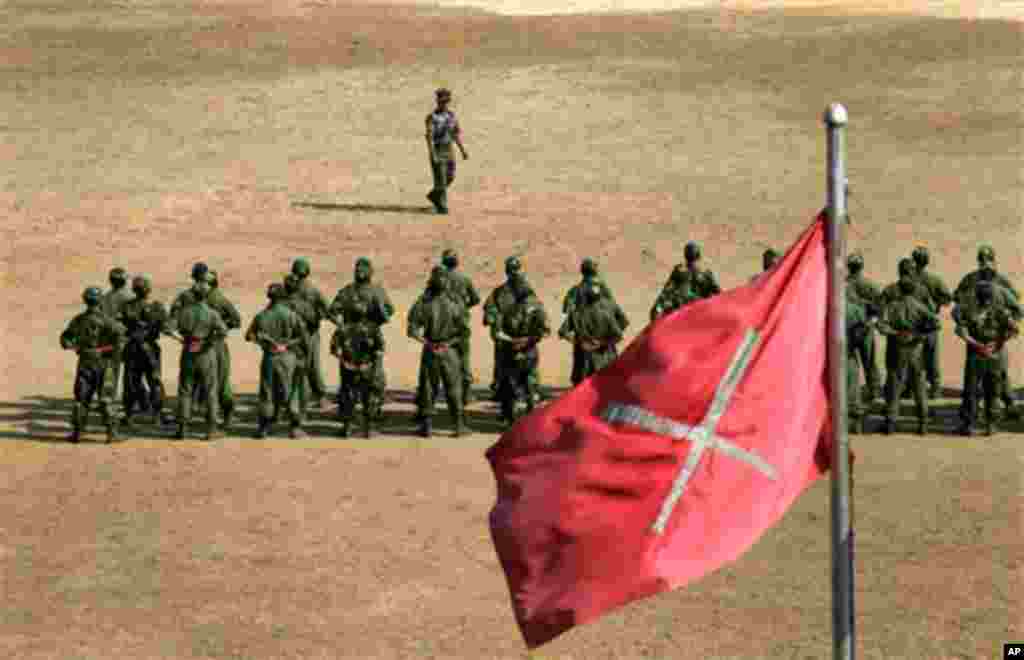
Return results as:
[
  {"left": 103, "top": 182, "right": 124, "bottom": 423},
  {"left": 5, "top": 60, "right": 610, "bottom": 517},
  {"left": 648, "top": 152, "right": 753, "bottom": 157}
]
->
[
  {"left": 916, "top": 419, "right": 928, "bottom": 436},
  {"left": 1004, "top": 405, "right": 1021, "bottom": 422},
  {"left": 883, "top": 418, "right": 895, "bottom": 435},
  {"left": 362, "top": 413, "right": 372, "bottom": 439},
  {"left": 221, "top": 404, "right": 234, "bottom": 431},
  {"left": 418, "top": 417, "right": 432, "bottom": 438},
  {"left": 984, "top": 418, "right": 995, "bottom": 437},
  {"left": 338, "top": 421, "right": 350, "bottom": 438},
  {"left": 174, "top": 423, "right": 187, "bottom": 440},
  {"left": 67, "top": 404, "right": 83, "bottom": 444},
  {"left": 453, "top": 415, "right": 468, "bottom": 438},
  {"left": 848, "top": 417, "right": 860, "bottom": 435}
]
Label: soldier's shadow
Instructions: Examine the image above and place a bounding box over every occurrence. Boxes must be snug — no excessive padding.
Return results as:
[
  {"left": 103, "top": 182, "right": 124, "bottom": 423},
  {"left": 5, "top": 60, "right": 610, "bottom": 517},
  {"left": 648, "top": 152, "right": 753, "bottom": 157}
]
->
[
  {"left": 0, "top": 395, "right": 91, "bottom": 442},
  {"left": 292, "top": 201, "right": 435, "bottom": 215}
]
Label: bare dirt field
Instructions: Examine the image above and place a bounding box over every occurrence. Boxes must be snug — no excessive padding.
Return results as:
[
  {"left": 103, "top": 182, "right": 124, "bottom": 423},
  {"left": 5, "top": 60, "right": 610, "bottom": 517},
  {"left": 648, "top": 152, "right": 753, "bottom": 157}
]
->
[{"left": 1, "top": 0, "right": 1021, "bottom": 658}]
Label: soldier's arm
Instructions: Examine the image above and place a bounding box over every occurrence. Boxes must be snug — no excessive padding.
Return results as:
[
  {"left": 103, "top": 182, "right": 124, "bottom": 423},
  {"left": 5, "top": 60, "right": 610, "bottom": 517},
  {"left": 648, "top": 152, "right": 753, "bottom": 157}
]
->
[
  {"left": 60, "top": 318, "right": 79, "bottom": 350},
  {"left": 375, "top": 289, "right": 395, "bottom": 325},
  {"left": 704, "top": 271, "right": 722, "bottom": 297},
  {"left": 221, "top": 297, "right": 242, "bottom": 330},
  {"left": 244, "top": 316, "right": 260, "bottom": 343},
  {"left": 931, "top": 276, "right": 953, "bottom": 308},
  {"left": 996, "top": 274, "right": 1019, "bottom": 301},
  {"left": 406, "top": 302, "right": 424, "bottom": 342},
  {"left": 557, "top": 314, "right": 574, "bottom": 341},
  {"left": 465, "top": 279, "right": 481, "bottom": 308},
  {"left": 107, "top": 318, "right": 129, "bottom": 352},
  {"left": 295, "top": 316, "right": 311, "bottom": 355},
  {"left": 561, "top": 287, "right": 576, "bottom": 316},
  {"left": 614, "top": 303, "right": 630, "bottom": 331},
  {"left": 482, "top": 292, "right": 499, "bottom": 327}
]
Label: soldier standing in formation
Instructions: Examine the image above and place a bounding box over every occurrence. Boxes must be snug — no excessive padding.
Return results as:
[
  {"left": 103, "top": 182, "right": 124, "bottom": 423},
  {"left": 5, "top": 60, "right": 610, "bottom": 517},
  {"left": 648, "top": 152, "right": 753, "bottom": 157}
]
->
[
  {"left": 910, "top": 246, "right": 953, "bottom": 398},
  {"left": 954, "top": 245, "right": 1020, "bottom": 420},
  {"left": 407, "top": 267, "right": 470, "bottom": 437},
  {"left": 205, "top": 270, "right": 241, "bottom": 429},
  {"left": 425, "top": 88, "right": 468, "bottom": 215},
  {"left": 60, "top": 287, "right": 128, "bottom": 443},
  {"left": 246, "top": 283, "right": 309, "bottom": 439},
  {"left": 651, "top": 241, "right": 719, "bottom": 320},
  {"left": 120, "top": 276, "right": 169, "bottom": 428},
  {"left": 750, "top": 249, "right": 780, "bottom": 283},
  {"left": 881, "top": 258, "right": 934, "bottom": 401},
  {"left": 282, "top": 273, "right": 317, "bottom": 421},
  {"left": 563, "top": 258, "right": 619, "bottom": 384},
  {"left": 100, "top": 267, "right": 134, "bottom": 409},
  {"left": 171, "top": 272, "right": 229, "bottom": 441},
  {"left": 291, "top": 258, "right": 333, "bottom": 410},
  {"left": 558, "top": 280, "right": 629, "bottom": 387},
  {"left": 330, "top": 258, "right": 394, "bottom": 421},
  {"left": 484, "top": 256, "right": 527, "bottom": 399},
  {"left": 331, "top": 300, "right": 385, "bottom": 438},
  {"left": 876, "top": 270, "right": 940, "bottom": 435},
  {"left": 846, "top": 295, "right": 869, "bottom": 434},
  {"left": 439, "top": 249, "right": 480, "bottom": 406},
  {"left": 846, "top": 252, "right": 883, "bottom": 402},
  {"left": 953, "top": 278, "right": 1019, "bottom": 436},
  {"left": 492, "top": 277, "right": 550, "bottom": 424}
]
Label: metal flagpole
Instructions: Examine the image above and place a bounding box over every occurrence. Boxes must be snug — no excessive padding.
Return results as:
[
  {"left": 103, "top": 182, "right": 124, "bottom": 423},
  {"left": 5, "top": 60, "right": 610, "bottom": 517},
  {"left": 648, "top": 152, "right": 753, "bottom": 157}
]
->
[{"left": 825, "top": 103, "right": 854, "bottom": 660}]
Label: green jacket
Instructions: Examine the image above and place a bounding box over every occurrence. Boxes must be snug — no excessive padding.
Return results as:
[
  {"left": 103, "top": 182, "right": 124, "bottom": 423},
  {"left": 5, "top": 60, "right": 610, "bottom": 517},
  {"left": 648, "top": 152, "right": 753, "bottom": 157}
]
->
[
  {"left": 169, "top": 287, "right": 241, "bottom": 333},
  {"left": 877, "top": 295, "right": 940, "bottom": 348},
  {"left": 563, "top": 276, "right": 618, "bottom": 316},
  {"left": 560, "top": 298, "right": 628, "bottom": 344},
  {"left": 847, "top": 274, "right": 883, "bottom": 319},
  {"left": 60, "top": 308, "right": 128, "bottom": 364},
  {"left": 175, "top": 301, "right": 228, "bottom": 354},
  {"left": 408, "top": 291, "right": 468, "bottom": 344},
  {"left": 483, "top": 279, "right": 521, "bottom": 327},
  {"left": 331, "top": 320, "right": 385, "bottom": 367},
  {"left": 100, "top": 286, "right": 135, "bottom": 322},
  {"left": 245, "top": 302, "right": 310, "bottom": 359},
  {"left": 330, "top": 282, "right": 394, "bottom": 327}
]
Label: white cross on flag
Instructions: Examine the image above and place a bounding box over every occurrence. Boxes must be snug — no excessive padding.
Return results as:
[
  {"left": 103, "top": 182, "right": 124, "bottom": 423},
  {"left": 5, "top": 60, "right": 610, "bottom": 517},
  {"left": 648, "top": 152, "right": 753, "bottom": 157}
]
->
[{"left": 486, "top": 212, "right": 837, "bottom": 649}]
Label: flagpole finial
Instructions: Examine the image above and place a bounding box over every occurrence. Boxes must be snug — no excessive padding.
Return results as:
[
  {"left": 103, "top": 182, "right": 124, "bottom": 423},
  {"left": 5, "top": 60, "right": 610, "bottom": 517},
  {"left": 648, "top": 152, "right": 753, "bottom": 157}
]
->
[{"left": 825, "top": 103, "right": 848, "bottom": 126}]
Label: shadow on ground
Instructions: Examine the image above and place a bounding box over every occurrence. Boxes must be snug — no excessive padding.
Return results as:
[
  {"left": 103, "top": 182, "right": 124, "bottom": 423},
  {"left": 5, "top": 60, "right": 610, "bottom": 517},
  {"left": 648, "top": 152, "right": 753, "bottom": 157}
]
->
[{"left": 292, "top": 201, "right": 435, "bottom": 215}]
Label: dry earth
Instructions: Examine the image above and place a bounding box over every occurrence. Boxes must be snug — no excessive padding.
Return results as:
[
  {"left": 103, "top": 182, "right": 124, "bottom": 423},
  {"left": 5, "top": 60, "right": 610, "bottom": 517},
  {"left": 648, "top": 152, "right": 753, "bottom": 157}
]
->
[{"left": 1, "top": 0, "right": 1022, "bottom": 658}]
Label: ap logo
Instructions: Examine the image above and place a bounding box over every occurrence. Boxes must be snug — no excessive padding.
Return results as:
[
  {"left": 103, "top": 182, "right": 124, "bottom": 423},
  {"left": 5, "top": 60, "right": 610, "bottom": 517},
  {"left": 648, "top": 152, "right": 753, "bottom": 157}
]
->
[{"left": 1006, "top": 643, "right": 1024, "bottom": 658}]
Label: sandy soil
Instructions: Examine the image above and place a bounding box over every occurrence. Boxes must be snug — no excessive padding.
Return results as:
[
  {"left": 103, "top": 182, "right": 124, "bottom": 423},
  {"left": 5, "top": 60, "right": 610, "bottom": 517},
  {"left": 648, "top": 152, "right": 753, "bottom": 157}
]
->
[{"left": 1, "top": 0, "right": 1021, "bottom": 658}]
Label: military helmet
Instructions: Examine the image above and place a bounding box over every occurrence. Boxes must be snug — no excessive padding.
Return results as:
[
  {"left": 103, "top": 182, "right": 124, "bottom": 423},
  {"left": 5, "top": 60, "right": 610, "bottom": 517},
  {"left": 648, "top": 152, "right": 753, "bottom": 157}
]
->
[
  {"left": 580, "top": 257, "right": 598, "bottom": 277},
  {"left": 505, "top": 256, "right": 522, "bottom": 275},
  {"left": 131, "top": 275, "right": 151, "bottom": 294},
  {"left": 684, "top": 242, "right": 701, "bottom": 263},
  {"left": 441, "top": 249, "right": 458, "bottom": 268},
  {"left": 847, "top": 252, "right": 864, "bottom": 270},
  {"left": 911, "top": 246, "right": 929, "bottom": 267},
  {"left": 898, "top": 257, "right": 916, "bottom": 277},
  {"left": 355, "top": 257, "right": 372, "bottom": 269},
  {"left": 292, "top": 258, "right": 311, "bottom": 277},
  {"left": 82, "top": 286, "right": 103, "bottom": 305},
  {"left": 109, "top": 267, "right": 128, "bottom": 285},
  {"left": 191, "top": 261, "right": 209, "bottom": 281},
  {"left": 977, "top": 245, "right": 995, "bottom": 262},
  {"left": 762, "top": 249, "right": 780, "bottom": 270},
  {"left": 267, "top": 283, "right": 286, "bottom": 300},
  {"left": 435, "top": 87, "right": 452, "bottom": 101}
]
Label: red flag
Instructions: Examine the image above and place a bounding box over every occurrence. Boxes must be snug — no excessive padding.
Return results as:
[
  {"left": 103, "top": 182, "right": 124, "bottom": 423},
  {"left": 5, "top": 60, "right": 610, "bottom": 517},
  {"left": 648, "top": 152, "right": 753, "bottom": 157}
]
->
[{"left": 486, "top": 213, "right": 834, "bottom": 649}]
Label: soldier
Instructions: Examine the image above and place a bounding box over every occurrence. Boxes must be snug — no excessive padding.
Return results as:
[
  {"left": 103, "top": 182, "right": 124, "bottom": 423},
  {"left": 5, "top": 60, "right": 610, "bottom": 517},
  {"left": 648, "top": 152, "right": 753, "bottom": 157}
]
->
[
  {"left": 171, "top": 272, "right": 229, "bottom": 441},
  {"left": 120, "top": 276, "right": 169, "bottom": 428},
  {"left": 846, "top": 295, "right": 869, "bottom": 434},
  {"left": 563, "top": 258, "right": 617, "bottom": 317},
  {"left": 953, "top": 280, "right": 1019, "bottom": 436},
  {"left": 99, "top": 266, "right": 134, "bottom": 406},
  {"left": 954, "top": 245, "right": 1020, "bottom": 419},
  {"left": 650, "top": 264, "right": 700, "bottom": 321},
  {"left": 846, "top": 252, "right": 883, "bottom": 402},
  {"left": 910, "top": 246, "right": 953, "bottom": 398},
  {"left": 762, "top": 248, "right": 780, "bottom": 272},
  {"left": 330, "top": 300, "right": 385, "bottom": 438},
  {"left": 876, "top": 271, "right": 940, "bottom": 435},
  {"left": 880, "top": 258, "right": 934, "bottom": 402},
  {"left": 558, "top": 280, "right": 629, "bottom": 386},
  {"left": 425, "top": 87, "right": 469, "bottom": 215},
  {"left": 245, "top": 283, "right": 310, "bottom": 439},
  {"left": 283, "top": 273, "right": 318, "bottom": 421},
  {"left": 483, "top": 256, "right": 526, "bottom": 398},
  {"left": 291, "top": 258, "right": 333, "bottom": 410},
  {"left": 60, "top": 287, "right": 128, "bottom": 443},
  {"left": 440, "top": 249, "right": 480, "bottom": 405},
  {"left": 329, "top": 257, "right": 394, "bottom": 420},
  {"left": 407, "top": 267, "right": 470, "bottom": 437},
  {"left": 492, "top": 276, "right": 551, "bottom": 424}
]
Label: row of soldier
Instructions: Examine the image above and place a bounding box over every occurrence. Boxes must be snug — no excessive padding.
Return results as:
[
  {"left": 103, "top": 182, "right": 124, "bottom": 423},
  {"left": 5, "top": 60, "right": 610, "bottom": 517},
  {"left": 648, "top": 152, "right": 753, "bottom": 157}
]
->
[{"left": 59, "top": 241, "right": 1018, "bottom": 441}]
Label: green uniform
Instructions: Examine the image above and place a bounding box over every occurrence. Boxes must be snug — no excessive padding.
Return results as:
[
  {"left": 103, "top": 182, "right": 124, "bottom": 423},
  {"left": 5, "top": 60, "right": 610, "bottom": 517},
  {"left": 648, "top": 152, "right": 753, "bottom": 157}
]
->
[
  {"left": 846, "top": 298, "right": 868, "bottom": 431},
  {"left": 330, "top": 281, "right": 394, "bottom": 417},
  {"left": 650, "top": 274, "right": 700, "bottom": 321},
  {"left": 494, "top": 293, "right": 551, "bottom": 423},
  {"left": 912, "top": 267, "right": 953, "bottom": 394},
  {"left": 954, "top": 300, "right": 1018, "bottom": 433},
  {"left": 298, "top": 279, "right": 333, "bottom": 406},
  {"left": 659, "top": 264, "right": 720, "bottom": 298},
  {"left": 99, "top": 285, "right": 134, "bottom": 406},
  {"left": 876, "top": 291, "right": 940, "bottom": 429},
  {"left": 563, "top": 277, "right": 617, "bottom": 317},
  {"left": 173, "top": 300, "right": 229, "bottom": 437},
  {"left": 408, "top": 289, "right": 468, "bottom": 427},
  {"left": 559, "top": 296, "right": 628, "bottom": 385},
  {"left": 330, "top": 319, "right": 385, "bottom": 436},
  {"left": 955, "top": 270, "right": 1020, "bottom": 413},
  {"left": 60, "top": 307, "right": 128, "bottom": 441},
  {"left": 880, "top": 279, "right": 935, "bottom": 400},
  {"left": 170, "top": 287, "right": 240, "bottom": 423},
  {"left": 245, "top": 302, "right": 309, "bottom": 433},
  {"left": 847, "top": 272, "right": 883, "bottom": 399},
  {"left": 442, "top": 267, "right": 480, "bottom": 403},
  {"left": 484, "top": 279, "right": 524, "bottom": 391},
  {"left": 120, "top": 296, "right": 168, "bottom": 422},
  {"left": 282, "top": 289, "right": 316, "bottom": 420}
]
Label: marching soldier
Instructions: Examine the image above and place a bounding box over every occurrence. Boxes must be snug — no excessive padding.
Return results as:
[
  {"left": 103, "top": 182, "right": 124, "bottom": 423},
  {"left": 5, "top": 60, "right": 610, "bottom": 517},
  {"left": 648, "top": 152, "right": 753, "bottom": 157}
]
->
[
  {"left": 651, "top": 264, "right": 700, "bottom": 321},
  {"left": 425, "top": 88, "right": 468, "bottom": 214},
  {"left": 407, "top": 267, "right": 470, "bottom": 437},
  {"left": 120, "top": 276, "right": 169, "bottom": 428},
  {"left": 846, "top": 252, "right": 883, "bottom": 402},
  {"left": 171, "top": 272, "right": 228, "bottom": 441},
  {"left": 330, "top": 257, "right": 394, "bottom": 420},
  {"left": 245, "top": 283, "right": 310, "bottom": 439},
  {"left": 954, "top": 245, "right": 1020, "bottom": 419},
  {"left": 330, "top": 300, "right": 385, "bottom": 438},
  {"left": 291, "top": 257, "right": 333, "bottom": 410},
  {"left": 492, "top": 276, "right": 551, "bottom": 424},
  {"left": 283, "top": 273, "right": 318, "bottom": 421},
  {"left": 100, "top": 266, "right": 134, "bottom": 406},
  {"left": 60, "top": 287, "right": 128, "bottom": 443},
  {"left": 953, "top": 279, "right": 1019, "bottom": 436},
  {"left": 876, "top": 271, "right": 940, "bottom": 435},
  {"left": 910, "top": 246, "right": 953, "bottom": 398},
  {"left": 483, "top": 256, "right": 528, "bottom": 398},
  {"left": 559, "top": 280, "right": 628, "bottom": 386},
  {"left": 440, "top": 249, "right": 480, "bottom": 405}
]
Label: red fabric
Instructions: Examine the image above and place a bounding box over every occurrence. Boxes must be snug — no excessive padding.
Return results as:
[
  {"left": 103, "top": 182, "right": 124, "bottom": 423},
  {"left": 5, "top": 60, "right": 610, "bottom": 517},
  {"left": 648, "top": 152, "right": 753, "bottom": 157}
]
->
[{"left": 486, "top": 213, "right": 834, "bottom": 649}]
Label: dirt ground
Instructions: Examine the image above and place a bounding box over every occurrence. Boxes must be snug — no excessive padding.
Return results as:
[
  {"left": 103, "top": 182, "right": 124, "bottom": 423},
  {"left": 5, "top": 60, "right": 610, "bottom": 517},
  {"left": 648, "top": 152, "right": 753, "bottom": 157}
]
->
[{"left": 1, "top": 0, "right": 1021, "bottom": 658}]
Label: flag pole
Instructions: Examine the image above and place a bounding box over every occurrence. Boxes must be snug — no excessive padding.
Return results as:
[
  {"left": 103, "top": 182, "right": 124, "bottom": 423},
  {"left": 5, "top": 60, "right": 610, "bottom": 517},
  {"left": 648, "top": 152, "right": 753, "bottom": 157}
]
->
[{"left": 825, "top": 103, "right": 854, "bottom": 660}]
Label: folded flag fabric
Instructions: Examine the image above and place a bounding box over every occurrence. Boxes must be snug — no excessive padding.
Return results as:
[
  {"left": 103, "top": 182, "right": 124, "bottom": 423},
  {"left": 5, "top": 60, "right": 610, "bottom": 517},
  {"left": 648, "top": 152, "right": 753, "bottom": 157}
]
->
[{"left": 486, "top": 212, "right": 835, "bottom": 649}]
